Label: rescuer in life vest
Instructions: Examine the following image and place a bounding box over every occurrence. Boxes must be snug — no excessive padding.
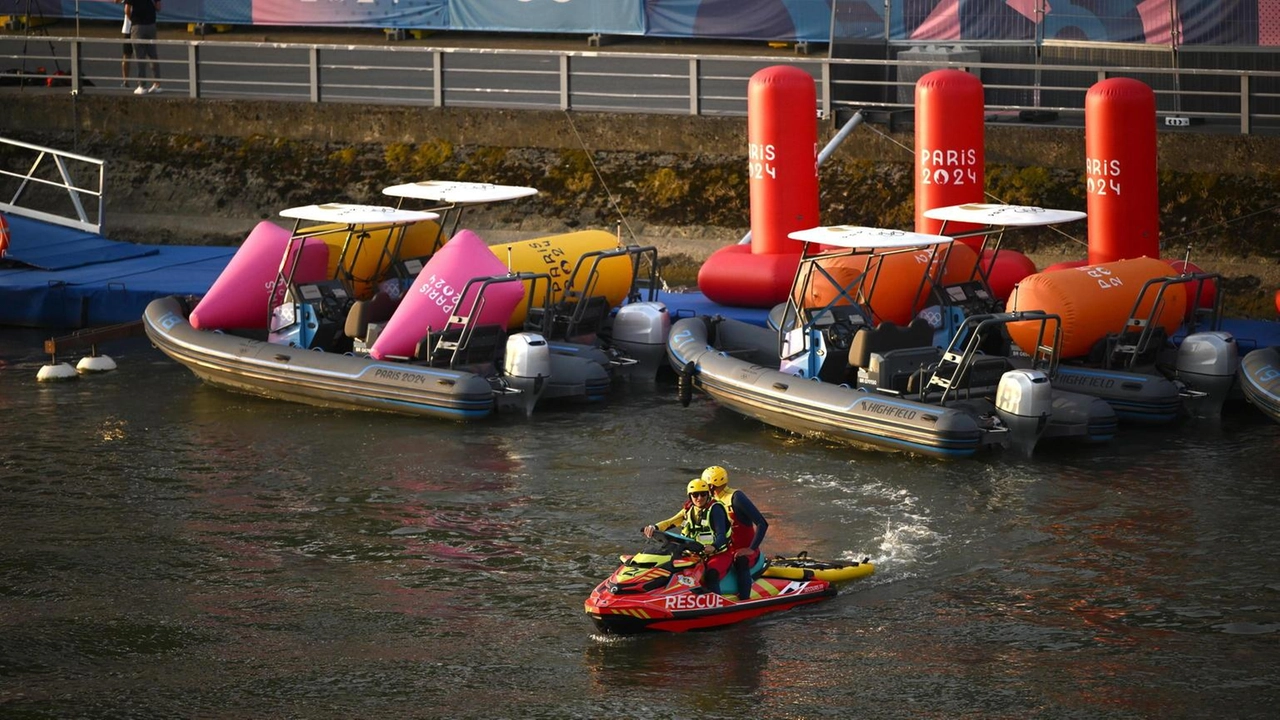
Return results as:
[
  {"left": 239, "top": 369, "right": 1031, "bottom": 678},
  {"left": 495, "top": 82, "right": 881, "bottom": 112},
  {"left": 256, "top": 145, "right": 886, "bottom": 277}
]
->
[
  {"left": 645, "top": 479, "right": 750, "bottom": 599},
  {"left": 703, "top": 465, "right": 768, "bottom": 602},
  {"left": 643, "top": 467, "right": 770, "bottom": 552}
]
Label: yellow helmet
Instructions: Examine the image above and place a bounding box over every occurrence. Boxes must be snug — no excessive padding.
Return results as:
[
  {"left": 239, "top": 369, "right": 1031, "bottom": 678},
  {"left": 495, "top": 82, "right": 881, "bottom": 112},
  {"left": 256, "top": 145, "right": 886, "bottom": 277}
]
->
[
  {"left": 701, "top": 466, "right": 729, "bottom": 488},
  {"left": 686, "top": 478, "right": 711, "bottom": 495}
]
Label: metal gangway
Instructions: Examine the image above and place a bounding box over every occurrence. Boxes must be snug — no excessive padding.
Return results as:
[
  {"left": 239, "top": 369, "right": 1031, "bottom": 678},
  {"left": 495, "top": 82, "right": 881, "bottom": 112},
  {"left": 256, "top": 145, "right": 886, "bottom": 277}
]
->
[{"left": 0, "top": 135, "right": 105, "bottom": 234}]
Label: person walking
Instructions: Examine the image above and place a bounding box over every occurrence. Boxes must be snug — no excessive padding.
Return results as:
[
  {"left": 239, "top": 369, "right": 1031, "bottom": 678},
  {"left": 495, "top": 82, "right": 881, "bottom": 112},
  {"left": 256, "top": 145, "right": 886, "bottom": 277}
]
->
[
  {"left": 117, "top": 2, "right": 133, "bottom": 88},
  {"left": 124, "top": 0, "right": 162, "bottom": 94}
]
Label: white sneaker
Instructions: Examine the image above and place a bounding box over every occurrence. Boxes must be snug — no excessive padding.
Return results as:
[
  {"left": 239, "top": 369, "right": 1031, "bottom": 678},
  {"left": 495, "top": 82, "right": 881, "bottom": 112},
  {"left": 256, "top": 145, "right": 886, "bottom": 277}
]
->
[
  {"left": 147, "top": 84, "right": 161, "bottom": 94},
  {"left": 133, "top": 85, "right": 145, "bottom": 95}
]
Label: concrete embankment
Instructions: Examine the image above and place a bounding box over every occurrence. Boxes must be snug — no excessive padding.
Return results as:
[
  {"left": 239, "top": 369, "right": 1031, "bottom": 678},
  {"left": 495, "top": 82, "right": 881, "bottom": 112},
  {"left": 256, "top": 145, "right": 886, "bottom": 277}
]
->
[{"left": 2, "top": 89, "right": 1278, "bottom": 311}]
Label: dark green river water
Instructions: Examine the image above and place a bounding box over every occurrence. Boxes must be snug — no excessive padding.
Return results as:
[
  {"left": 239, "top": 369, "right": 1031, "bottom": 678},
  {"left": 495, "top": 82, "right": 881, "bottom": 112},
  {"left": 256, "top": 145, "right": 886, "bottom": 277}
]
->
[{"left": 2, "top": 330, "right": 1277, "bottom": 719}]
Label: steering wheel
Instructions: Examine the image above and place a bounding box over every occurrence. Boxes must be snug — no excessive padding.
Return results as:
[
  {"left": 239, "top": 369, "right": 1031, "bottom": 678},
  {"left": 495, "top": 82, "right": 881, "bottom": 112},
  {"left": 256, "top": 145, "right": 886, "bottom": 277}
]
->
[
  {"left": 658, "top": 530, "right": 705, "bottom": 556},
  {"left": 825, "top": 321, "right": 855, "bottom": 352}
]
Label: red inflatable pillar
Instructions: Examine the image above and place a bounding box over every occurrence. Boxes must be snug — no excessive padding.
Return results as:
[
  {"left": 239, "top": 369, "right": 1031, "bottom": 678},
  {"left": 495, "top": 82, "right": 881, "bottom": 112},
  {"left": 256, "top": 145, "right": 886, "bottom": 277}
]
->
[
  {"left": 698, "top": 65, "right": 816, "bottom": 307},
  {"left": 0, "top": 213, "right": 10, "bottom": 258},
  {"left": 1085, "top": 78, "right": 1158, "bottom": 265},
  {"left": 914, "top": 70, "right": 985, "bottom": 246},
  {"left": 748, "top": 65, "right": 818, "bottom": 256}
]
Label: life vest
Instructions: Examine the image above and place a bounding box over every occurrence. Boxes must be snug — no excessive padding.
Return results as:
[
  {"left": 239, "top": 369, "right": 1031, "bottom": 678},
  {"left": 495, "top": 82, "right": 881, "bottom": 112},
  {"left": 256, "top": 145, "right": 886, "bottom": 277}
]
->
[
  {"left": 716, "top": 486, "right": 754, "bottom": 552},
  {"left": 680, "top": 505, "right": 717, "bottom": 548},
  {"left": 0, "top": 213, "right": 10, "bottom": 258}
]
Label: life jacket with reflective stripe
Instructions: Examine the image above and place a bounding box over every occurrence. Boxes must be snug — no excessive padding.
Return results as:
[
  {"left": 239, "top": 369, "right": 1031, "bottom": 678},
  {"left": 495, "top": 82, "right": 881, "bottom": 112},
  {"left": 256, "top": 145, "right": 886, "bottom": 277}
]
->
[{"left": 681, "top": 505, "right": 716, "bottom": 548}]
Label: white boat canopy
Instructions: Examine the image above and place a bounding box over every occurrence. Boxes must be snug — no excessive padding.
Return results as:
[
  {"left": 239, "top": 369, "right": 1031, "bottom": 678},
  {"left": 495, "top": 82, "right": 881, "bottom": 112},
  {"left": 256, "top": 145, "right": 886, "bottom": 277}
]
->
[
  {"left": 279, "top": 203, "right": 440, "bottom": 226},
  {"left": 382, "top": 181, "right": 539, "bottom": 205},
  {"left": 923, "top": 203, "right": 1086, "bottom": 227},
  {"left": 788, "top": 225, "right": 953, "bottom": 250}
]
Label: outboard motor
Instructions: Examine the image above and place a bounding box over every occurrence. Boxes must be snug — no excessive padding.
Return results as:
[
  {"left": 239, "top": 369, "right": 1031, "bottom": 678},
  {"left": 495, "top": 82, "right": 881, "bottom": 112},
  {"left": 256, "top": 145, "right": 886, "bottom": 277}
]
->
[
  {"left": 504, "top": 332, "right": 551, "bottom": 416},
  {"left": 994, "top": 369, "right": 1052, "bottom": 456},
  {"left": 610, "top": 302, "right": 670, "bottom": 379},
  {"left": 1175, "top": 331, "right": 1239, "bottom": 418}
]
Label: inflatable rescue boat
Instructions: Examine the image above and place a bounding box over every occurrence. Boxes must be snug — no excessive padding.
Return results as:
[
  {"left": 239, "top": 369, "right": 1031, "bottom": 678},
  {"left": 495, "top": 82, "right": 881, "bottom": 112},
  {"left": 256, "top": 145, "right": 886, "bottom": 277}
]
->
[
  {"left": 1239, "top": 346, "right": 1280, "bottom": 424},
  {"left": 668, "top": 226, "right": 1116, "bottom": 459},
  {"left": 145, "top": 203, "right": 620, "bottom": 419}
]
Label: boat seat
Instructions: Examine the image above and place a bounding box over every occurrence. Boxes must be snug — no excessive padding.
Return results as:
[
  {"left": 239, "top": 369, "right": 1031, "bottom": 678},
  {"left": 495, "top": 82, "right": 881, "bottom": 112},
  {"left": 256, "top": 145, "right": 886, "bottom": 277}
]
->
[
  {"left": 343, "top": 291, "right": 398, "bottom": 341},
  {"left": 847, "top": 318, "right": 935, "bottom": 371},
  {"left": 874, "top": 346, "right": 945, "bottom": 394},
  {"left": 915, "top": 354, "right": 1015, "bottom": 395},
  {"left": 550, "top": 294, "right": 610, "bottom": 340},
  {"left": 420, "top": 324, "right": 507, "bottom": 368}
]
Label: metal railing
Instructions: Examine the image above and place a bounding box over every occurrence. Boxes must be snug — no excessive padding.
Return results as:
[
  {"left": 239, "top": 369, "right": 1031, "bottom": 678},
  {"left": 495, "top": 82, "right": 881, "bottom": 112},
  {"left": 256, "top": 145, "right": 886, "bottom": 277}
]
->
[
  {"left": 0, "top": 135, "right": 105, "bottom": 234},
  {"left": 1, "top": 34, "right": 1278, "bottom": 135}
]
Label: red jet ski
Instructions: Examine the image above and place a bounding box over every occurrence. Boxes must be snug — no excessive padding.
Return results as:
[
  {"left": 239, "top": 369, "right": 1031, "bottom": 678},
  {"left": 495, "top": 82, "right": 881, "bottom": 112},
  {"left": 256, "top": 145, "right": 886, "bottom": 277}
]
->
[{"left": 585, "top": 531, "right": 874, "bottom": 634}]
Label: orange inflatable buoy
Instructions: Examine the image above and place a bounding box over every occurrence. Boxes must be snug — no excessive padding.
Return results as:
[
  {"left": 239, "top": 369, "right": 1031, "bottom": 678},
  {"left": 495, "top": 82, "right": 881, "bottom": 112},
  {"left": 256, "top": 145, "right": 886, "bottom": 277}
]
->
[
  {"left": 915, "top": 70, "right": 986, "bottom": 243},
  {"left": 798, "top": 242, "right": 978, "bottom": 325},
  {"left": 1007, "top": 257, "right": 1187, "bottom": 359}
]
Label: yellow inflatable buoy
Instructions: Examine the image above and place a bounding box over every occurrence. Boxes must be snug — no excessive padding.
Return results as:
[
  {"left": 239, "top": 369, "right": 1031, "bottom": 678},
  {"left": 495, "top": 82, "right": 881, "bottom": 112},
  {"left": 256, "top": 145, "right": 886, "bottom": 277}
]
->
[
  {"left": 305, "top": 218, "right": 445, "bottom": 299},
  {"left": 490, "top": 230, "right": 635, "bottom": 329}
]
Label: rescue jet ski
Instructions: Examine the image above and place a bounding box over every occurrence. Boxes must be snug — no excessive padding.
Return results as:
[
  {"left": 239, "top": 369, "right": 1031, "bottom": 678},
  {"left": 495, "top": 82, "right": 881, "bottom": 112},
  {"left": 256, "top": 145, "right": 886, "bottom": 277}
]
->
[{"left": 585, "top": 531, "right": 873, "bottom": 634}]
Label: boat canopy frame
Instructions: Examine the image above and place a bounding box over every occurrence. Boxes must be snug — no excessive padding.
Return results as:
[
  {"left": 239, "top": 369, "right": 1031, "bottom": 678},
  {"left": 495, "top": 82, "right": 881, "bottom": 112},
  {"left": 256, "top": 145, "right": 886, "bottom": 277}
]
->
[
  {"left": 383, "top": 180, "right": 539, "bottom": 255},
  {"left": 777, "top": 226, "right": 953, "bottom": 378},
  {"left": 269, "top": 203, "right": 440, "bottom": 331}
]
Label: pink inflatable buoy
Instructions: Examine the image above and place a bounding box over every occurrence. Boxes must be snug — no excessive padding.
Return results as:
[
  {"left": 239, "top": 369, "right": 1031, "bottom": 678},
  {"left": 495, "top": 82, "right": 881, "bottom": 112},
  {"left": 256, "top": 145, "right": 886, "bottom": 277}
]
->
[
  {"left": 370, "top": 229, "right": 524, "bottom": 360},
  {"left": 191, "top": 221, "right": 329, "bottom": 330}
]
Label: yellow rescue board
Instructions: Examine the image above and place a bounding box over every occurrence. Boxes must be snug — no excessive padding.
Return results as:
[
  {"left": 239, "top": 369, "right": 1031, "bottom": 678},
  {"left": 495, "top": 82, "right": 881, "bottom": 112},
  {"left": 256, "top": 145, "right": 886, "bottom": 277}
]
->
[{"left": 761, "top": 559, "right": 875, "bottom": 583}]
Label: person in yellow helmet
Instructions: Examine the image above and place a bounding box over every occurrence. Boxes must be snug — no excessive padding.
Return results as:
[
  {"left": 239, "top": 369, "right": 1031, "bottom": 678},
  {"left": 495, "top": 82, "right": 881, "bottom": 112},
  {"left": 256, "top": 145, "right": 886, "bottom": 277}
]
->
[
  {"left": 643, "top": 478, "right": 736, "bottom": 595},
  {"left": 643, "top": 479, "right": 728, "bottom": 551},
  {"left": 701, "top": 465, "right": 768, "bottom": 552},
  {"left": 643, "top": 482, "right": 694, "bottom": 540},
  {"left": 702, "top": 465, "right": 768, "bottom": 602}
]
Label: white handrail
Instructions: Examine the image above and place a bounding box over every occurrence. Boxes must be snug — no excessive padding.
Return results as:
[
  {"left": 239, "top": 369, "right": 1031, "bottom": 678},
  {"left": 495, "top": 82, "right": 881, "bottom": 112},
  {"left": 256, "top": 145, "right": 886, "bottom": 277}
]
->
[{"left": 0, "top": 136, "right": 105, "bottom": 234}]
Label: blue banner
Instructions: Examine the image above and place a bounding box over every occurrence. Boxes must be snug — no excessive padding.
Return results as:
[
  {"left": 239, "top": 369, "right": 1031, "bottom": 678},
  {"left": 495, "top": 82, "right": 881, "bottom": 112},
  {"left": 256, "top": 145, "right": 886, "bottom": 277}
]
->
[
  {"left": 253, "top": 1, "right": 448, "bottom": 28},
  {"left": 832, "top": 0, "right": 887, "bottom": 40},
  {"left": 449, "top": 0, "right": 645, "bottom": 35},
  {"left": 57, "top": 1, "right": 256, "bottom": 25},
  {"left": 647, "top": 0, "right": 833, "bottom": 42},
  {"left": 27, "top": 1, "right": 1276, "bottom": 47},
  {"left": 883, "top": 0, "right": 1265, "bottom": 46}
]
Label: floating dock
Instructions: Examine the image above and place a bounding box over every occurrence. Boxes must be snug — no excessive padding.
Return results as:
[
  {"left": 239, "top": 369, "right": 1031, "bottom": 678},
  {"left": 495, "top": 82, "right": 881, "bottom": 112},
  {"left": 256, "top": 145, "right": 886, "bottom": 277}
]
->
[
  {"left": 0, "top": 213, "right": 769, "bottom": 330},
  {"left": 1, "top": 214, "right": 236, "bottom": 328}
]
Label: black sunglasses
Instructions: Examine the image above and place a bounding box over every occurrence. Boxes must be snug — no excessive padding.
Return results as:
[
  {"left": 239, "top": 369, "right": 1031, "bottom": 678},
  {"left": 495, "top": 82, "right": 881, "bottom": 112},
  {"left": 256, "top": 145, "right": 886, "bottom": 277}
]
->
[{"left": 690, "top": 491, "right": 710, "bottom": 498}]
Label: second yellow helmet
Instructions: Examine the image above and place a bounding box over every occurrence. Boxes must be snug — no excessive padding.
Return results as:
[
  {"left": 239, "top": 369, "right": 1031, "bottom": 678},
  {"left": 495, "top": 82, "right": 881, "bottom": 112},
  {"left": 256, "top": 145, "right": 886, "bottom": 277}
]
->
[{"left": 701, "top": 465, "right": 728, "bottom": 488}]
